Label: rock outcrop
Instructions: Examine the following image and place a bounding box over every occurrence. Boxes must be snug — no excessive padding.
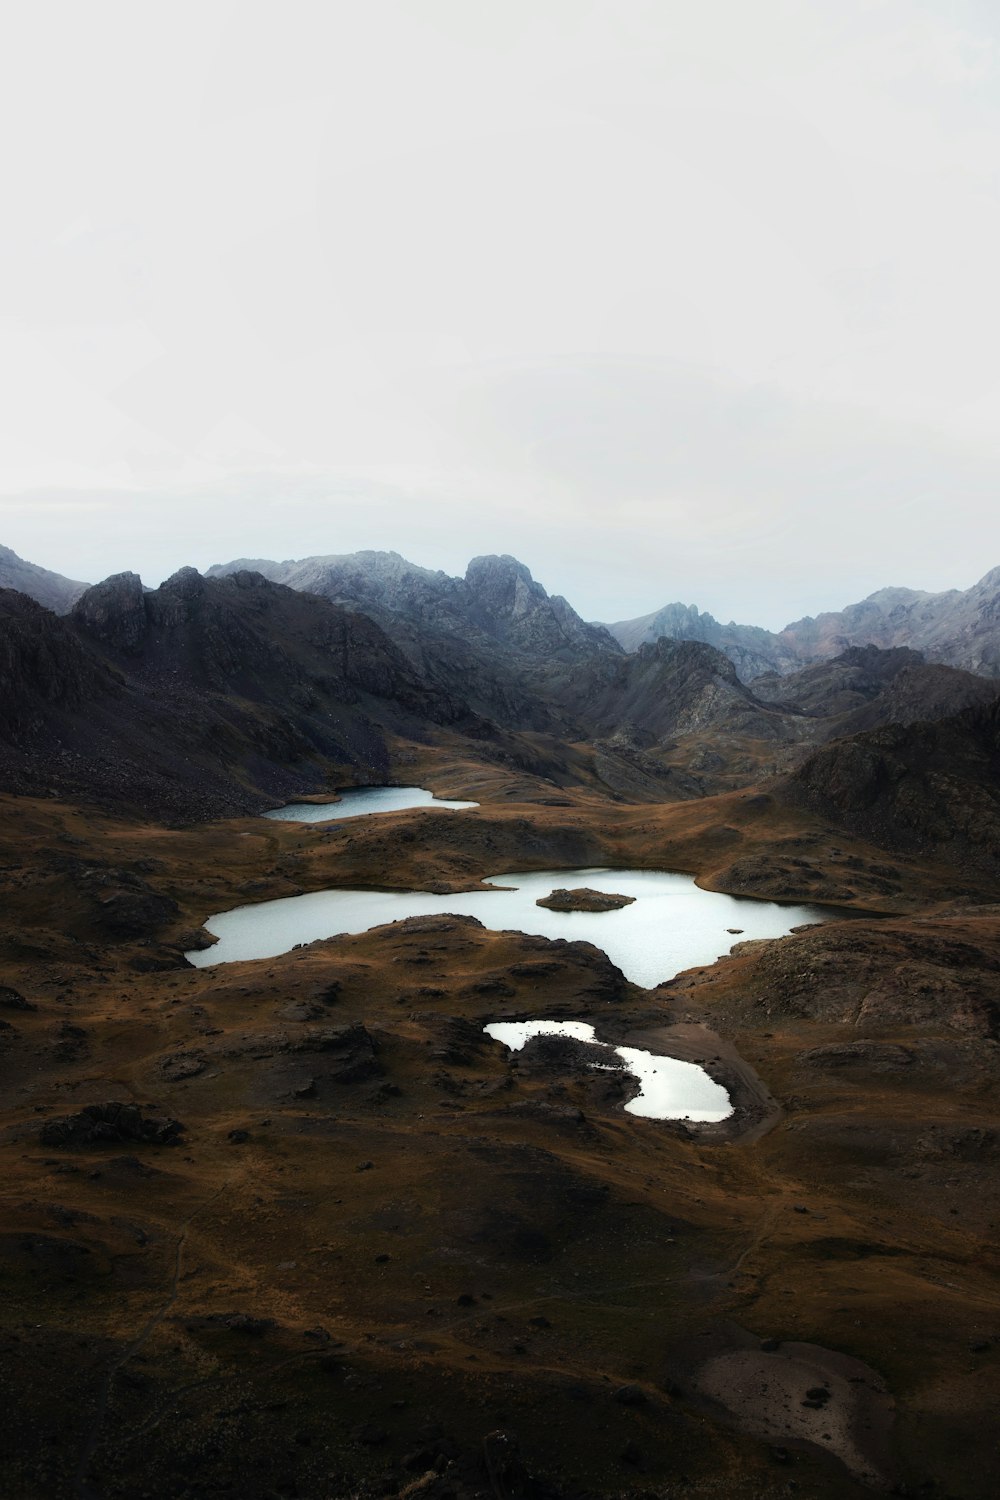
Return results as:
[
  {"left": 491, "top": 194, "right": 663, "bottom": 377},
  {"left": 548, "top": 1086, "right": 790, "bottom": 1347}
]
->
[
  {"left": 462, "top": 553, "right": 615, "bottom": 659},
  {"left": 40, "top": 1101, "right": 185, "bottom": 1147},
  {"left": 71, "top": 571, "right": 147, "bottom": 653}
]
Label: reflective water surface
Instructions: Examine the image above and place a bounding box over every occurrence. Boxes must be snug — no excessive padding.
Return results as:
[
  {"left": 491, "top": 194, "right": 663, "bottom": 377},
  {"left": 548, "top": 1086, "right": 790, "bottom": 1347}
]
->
[
  {"left": 262, "top": 786, "right": 479, "bottom": 822},
  {"left": 483, "top": 1019, "right": 734, "bottom": 1121},
  {"left": 187, "top": 867, "right": 835, "bottom": 988}
]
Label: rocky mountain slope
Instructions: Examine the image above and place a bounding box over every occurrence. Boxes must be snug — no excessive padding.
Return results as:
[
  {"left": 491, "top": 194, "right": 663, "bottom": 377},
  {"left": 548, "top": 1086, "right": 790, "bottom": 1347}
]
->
[
  {"left": 0, "top": 569, "right": 474, "bottom": 818},
  {"left": 209, "top": 549, "right": 617, "bottom": 660},
  {"left": 208, "top": 550, "right": 621, "bottom": 732},
  {"left": 208, "top": 549, "right": 1000, "bottom": 745},
  {"left": 607, "top": 599, "right": 801, "bottom": 678},
  {"left": 559, "top": 638, "right": 998, "bottom": 761},
  {"left": 782, "top": 694, "right": 1000, "bottom": 873},
  {"left": 0, "top": 542, "right": 88, "bottom": 614},
  {"left": 780, "top": 566, "right": 1000, "bottom": 675},
  {"left": 607, "top": 565, "right": 1000, "bottom": 681},
  {"left": 754, "top": 644, "right": 1000, "bottom": 736},
  {"left": 561, "top": 637, "right": 807, "bottom": 744},
  {"left": 0, "top": 589, "right": 115, "bottom": 739},
  {"left": 8, "top": 550, "right": 997, "bottom": 818},
  {"left": 6, "top": 545, "right": 1000, "bottom": 1499},
  {"left": 6, "top": 542, "right": 1000, "bottom": 821}
]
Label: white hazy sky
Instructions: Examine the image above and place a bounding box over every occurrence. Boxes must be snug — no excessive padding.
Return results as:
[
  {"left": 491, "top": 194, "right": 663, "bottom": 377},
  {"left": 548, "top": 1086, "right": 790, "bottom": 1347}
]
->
[{"left": 2, "top": 0, "right": 1000, "bottom": 628}]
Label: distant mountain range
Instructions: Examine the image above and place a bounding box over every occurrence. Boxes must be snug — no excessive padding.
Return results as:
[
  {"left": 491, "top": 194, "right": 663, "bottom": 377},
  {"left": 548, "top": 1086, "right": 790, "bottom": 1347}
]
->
[
  {"left": 2, "top": 542, "right": 999, "bottom": 818},
  {"left": 8, "top": 540, "right": 1000, "bottom": 685},
  {"left": 607, "top": 566, "right": 1000, "bottom": 680},
  {"left": 0, "top": 543, "right": 88, "bottom": 615}
]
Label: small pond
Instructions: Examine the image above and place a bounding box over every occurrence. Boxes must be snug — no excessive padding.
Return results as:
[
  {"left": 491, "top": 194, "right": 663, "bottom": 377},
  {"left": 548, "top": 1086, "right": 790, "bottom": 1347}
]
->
[
  {"left": 186, "top": 866, "right": 836, "bottom": 988},
  {"left": 483, "top": 1020, "right": 733, "bottom": 1121},
  {"left": 262, "top": 786, "right": 479, "bottom": 823}
]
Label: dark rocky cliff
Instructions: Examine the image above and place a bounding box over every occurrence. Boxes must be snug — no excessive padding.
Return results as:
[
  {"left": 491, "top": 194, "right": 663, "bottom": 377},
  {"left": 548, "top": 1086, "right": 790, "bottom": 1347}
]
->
[
  {"left": 560, "top": 637, "right": 803, "bottom": 743},
  {"left": 1, "top": 570, "right": 476, "bottom": 819},
  {"left": 782, "top": 696, "right": 1000, "bottom": 872},
  {"left": 208, "top": 550, "right": 621, "bottom": 731},
  {"left": 71, "top": 571, "right": 148, "bottom": 653},
  {"left": 0, "top": 589, "right": 116, "bottom": 740},
  {"left": 754, "top": 645, "right": 999, "bottom": 733}
]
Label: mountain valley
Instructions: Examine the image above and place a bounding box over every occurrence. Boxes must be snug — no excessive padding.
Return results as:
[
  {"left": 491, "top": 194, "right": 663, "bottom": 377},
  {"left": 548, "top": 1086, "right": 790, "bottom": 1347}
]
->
[{"left": 1, "top": 543, "right": 999, "bottom": 1500}]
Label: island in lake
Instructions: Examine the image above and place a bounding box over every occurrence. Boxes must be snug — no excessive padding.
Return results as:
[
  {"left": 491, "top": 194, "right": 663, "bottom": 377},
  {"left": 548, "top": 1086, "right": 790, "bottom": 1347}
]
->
[{"left": 536, "top": 885, "right": 637, "bottom": 912}]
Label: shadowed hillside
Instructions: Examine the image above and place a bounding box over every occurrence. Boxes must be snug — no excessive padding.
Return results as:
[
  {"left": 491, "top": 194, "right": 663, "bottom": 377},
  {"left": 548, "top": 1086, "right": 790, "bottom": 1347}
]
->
[
  {"left": 0, "top": 570, "right": 475, "bottom": 819},
  {"left": 782, "top": 695, "right": 1000, "bottom": 872}
]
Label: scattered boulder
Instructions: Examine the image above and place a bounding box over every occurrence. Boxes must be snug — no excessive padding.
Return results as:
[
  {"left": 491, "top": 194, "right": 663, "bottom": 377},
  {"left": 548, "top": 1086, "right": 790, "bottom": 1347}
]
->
[
  {"left": 40, "top": 1101, "right": 184, "bottom": 1147},
  {"left": 105, "top": 1155, "right": 160, "bottom": 1178},
  {"left": 176, "top": 928, "right": 218, "bottom": 953},
  {"left": 798, "top": 1041, "right": 914, "bottom": 1071},
  {"left": 160, "top": 1051, "right": 208, "bottom": 1081},
  {"left": 77, "top": 866, "right": 179, "bottom": 939},
  {"left": 297, "top": 1022, "right": 381, "bottom": 1082},
  {"left": 0, "top": 985, "right": 36, "bottom": 1011}
]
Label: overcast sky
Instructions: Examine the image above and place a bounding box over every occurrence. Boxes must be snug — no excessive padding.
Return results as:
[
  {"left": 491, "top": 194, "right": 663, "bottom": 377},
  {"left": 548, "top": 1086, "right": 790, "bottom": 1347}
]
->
[{"left": 2, "top": 0, "right": 999, "bottom": 628}]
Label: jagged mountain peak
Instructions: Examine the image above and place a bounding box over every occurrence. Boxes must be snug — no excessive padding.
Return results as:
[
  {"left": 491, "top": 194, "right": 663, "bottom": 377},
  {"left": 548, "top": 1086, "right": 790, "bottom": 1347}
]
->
[
  {"left": 465, "top": 552, "right": 535, "bottom": 586},
  {"left": 208, "top": 547, "right": 620, "bottom": 679},
  {"left": 636, "top": 635, "right": 741, "bottom": 684},
  {"left": 161, "top": 565, "right": 205, "bottom": 593},
  {"left": 608, "top": 600, "right": 799, "bottom": 679},
  {"left": 608, "top": 565, "right": 1000, "bottom": 682},
  {"left": 72, "top": 572, "right": 148, "bottom": 654}
]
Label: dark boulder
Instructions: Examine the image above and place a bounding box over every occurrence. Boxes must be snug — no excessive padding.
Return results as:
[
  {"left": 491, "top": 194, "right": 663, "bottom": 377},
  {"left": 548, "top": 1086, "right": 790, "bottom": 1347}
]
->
[
  {"left": 0, "top": 985, "right": 36, "bottom": 1011},
  {"left": 40, "top": 1101, "right": 185, "bottom": 1147}
]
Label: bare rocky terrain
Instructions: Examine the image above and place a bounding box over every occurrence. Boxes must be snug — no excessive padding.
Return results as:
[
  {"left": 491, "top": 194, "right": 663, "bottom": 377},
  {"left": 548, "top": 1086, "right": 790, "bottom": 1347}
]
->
[
  {"left": 15, "top": 539, "right": 1000, "bottom": 686},
  {"left": 608, "top": 564, "right": 1000, "bottom": 680},
  {"left": 2, "top": 546, "right": 1000, "bottom": 1499}
]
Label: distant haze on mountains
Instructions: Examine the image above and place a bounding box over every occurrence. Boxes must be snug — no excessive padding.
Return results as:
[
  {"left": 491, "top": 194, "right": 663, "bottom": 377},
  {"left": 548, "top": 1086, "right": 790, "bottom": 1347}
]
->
[
  {"left": 8, "top": 537, "right": 1000, "bottom": 688},
  {"left": 3, "top": 1, "right": 1000, "bottom": 626},
  {"left": 0, "top": 479, "right": 996, "bottom": 634}
]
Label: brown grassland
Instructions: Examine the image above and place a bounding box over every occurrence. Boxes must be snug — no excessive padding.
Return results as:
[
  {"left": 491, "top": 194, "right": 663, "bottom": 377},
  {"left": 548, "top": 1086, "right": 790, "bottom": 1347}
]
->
[{"left": 1, "top": 740, "right": 999, "bottom": 1499}]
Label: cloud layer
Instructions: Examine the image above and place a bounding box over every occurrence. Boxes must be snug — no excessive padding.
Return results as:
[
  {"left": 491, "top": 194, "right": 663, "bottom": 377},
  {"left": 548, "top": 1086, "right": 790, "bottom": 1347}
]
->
[{"left": 1, "top": 1, "right": 998, "bottom": 626}]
